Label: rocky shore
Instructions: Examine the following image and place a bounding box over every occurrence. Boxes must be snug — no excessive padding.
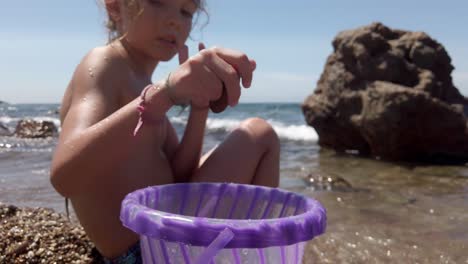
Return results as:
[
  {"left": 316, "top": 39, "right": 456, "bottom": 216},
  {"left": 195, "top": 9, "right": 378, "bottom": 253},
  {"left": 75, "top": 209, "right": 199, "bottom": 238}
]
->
[{"left": 0, "top": 203, "right": 103, "bottom": 263}]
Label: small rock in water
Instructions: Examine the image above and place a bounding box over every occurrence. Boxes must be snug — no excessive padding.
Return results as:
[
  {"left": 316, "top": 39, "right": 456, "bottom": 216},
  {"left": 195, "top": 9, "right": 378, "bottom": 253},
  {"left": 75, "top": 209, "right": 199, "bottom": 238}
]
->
[
  {"left": 303, "top": 173, "right": 354, "bottom": 192},
  {"left": 14, "top": 119, "right": 58, "bottom": 138}
]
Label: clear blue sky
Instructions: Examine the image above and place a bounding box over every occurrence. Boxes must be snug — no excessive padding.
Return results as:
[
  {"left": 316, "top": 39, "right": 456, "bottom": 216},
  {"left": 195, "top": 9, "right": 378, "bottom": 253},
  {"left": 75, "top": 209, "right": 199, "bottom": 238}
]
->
[{"left": 1, "top": 0, "right": 467, "bottom": 103}]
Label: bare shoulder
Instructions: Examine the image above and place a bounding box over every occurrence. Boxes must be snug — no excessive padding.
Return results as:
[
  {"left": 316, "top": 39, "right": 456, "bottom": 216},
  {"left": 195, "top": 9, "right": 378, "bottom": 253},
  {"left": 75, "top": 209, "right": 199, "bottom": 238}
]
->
[
  {"left": 70, "top": 45, "right": 132, "bottom": 103},
  {"left": 60, "top": 45, "right": 133, "bottom": 134}
]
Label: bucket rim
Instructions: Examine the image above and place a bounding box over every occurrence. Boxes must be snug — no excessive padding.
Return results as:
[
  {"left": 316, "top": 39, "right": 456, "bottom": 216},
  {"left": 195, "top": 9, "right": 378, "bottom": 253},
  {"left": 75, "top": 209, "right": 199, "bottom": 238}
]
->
[{"left": 120, "top": 182, "right": 326, "bottom": 248}]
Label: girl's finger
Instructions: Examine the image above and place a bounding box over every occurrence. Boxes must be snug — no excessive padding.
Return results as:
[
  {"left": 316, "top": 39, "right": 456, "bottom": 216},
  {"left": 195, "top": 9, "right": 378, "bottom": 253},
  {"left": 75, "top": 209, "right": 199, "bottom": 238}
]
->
[
  {"left": 202, "top": 53, "right": 241, "bottom": 107},
  {"left": 250, "top": 59, "right": 257, "bottom": 71},
  {"left": 198, "top": 42, "right": 206, "bottom": 51},
  {"left": 198, "top": 64, "right": 224, "bottom": 106},
  {"left": 178, "top": 44, "right": 189, "bottom": 65},
  {"left": 199, "top": 42, "right": 231, "bottom": 111},
  {"left": 213, "top": 48, "right": 253, "bottom": 88}
]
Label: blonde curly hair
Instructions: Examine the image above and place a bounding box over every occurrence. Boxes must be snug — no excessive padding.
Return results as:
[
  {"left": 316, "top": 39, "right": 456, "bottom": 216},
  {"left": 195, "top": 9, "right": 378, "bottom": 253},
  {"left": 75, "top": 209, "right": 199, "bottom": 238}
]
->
[{"left": 101, "top": 0, "right": 208, "bottom": 43}]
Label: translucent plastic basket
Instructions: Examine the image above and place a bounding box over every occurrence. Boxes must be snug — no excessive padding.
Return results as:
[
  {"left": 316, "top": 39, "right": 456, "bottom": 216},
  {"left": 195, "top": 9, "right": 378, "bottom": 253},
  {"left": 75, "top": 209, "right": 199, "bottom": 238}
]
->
[{"left": 121, "top": 183, "right": 326, "bottom": 264}]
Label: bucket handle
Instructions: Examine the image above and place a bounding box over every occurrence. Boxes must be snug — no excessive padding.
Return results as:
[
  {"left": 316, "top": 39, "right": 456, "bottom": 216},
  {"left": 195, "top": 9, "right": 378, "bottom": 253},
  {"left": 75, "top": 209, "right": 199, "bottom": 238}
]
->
[{"left": 194, "top": 228, "right": 234, "bottom": 264}]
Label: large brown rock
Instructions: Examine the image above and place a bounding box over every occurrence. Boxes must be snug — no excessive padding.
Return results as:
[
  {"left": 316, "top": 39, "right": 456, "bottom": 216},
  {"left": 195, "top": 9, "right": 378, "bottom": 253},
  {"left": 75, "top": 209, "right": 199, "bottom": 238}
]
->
[
  {"left": 302, "top": 22, "right": 468, "bottom": 163},
  {"left": 14, "top": 119, "right": 58, "bottom": 138}
]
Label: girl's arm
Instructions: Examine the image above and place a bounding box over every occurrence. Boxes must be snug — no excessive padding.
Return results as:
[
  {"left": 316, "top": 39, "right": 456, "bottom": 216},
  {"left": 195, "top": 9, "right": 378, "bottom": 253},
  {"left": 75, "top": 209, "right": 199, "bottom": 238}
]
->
[
  {"left": 168, "top": 107, "right": 209, "bottom": 182},
  {"left": 50, "top": 50, "right": 174, "bottom": 198},
  {"left": 163, "top": 43, "right": 257, "bottom": 181},
  {"left": 165, "top": 44, "right": 210, "bottom": 182}
]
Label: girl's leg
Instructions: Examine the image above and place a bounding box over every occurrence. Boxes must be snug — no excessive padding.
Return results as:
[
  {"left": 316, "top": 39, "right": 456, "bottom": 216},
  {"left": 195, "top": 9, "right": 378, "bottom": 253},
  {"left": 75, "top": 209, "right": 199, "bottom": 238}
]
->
[{"left": 191, "top": 117, "right": 280, "bottom": 187}]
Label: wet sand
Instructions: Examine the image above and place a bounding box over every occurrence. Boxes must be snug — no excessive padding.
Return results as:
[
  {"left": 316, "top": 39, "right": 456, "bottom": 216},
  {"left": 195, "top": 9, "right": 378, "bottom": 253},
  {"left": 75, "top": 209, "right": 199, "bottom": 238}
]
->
[{"left": 297, "top": 150, "right": 468, "bottom": 263}]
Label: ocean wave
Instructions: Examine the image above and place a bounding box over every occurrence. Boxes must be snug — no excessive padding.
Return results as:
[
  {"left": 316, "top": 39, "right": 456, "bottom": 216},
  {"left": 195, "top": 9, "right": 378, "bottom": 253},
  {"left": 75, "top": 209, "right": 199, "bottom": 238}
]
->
[
  {"left": 0, "top": 116, "right": 18, "bottom": 124},
  {"left": 169, "top": 116, "right": 318, "bottom": 142},
  {"left": 206, "top": 118, "right": 241, "bottom": 132},
  {"left": 1, "top": 115, "right": 318, "bottom": 142},
  {"left": 267, "top": 120, "right": 318, "bottom": 142},
  {"left": 169, "top": 116, "right": 188, "bottom": 125}
]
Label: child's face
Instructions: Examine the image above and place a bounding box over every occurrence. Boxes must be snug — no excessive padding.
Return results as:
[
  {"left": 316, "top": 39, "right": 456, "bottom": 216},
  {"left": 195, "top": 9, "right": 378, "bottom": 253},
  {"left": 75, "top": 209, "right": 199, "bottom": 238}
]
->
[{"left": 119, "top": 0, "right": 198, "bottom": 61}]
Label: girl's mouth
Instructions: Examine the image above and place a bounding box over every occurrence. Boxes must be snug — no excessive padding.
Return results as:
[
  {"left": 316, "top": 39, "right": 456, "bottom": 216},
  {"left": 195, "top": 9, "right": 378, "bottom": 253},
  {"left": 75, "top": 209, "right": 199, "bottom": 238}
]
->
[{"left": 158, "top": 36, "right": 177, "bottom": 49}]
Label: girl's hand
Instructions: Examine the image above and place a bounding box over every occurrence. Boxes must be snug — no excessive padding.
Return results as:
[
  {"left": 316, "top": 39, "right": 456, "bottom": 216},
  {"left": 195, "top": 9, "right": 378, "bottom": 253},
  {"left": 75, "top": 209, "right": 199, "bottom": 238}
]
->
[
  {"left": 169, "top": 44, "right": 256, "bottom": 110},
  {"left": 177, "top": 43, "right": 209, "bottom": 111}
]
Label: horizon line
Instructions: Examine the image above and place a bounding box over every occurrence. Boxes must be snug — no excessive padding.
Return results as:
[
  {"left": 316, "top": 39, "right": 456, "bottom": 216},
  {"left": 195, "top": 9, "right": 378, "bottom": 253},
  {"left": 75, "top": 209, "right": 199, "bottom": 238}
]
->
[{"left": 0, "top": 101, "right": 305, "bottom": 105}]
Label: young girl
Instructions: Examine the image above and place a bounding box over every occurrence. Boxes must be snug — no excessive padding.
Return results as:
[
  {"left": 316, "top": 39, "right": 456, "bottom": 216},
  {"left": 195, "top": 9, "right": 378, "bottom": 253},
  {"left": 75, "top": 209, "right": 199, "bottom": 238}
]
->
[{"left": 50, "top": 0, "right": 280, "bottom": 262}]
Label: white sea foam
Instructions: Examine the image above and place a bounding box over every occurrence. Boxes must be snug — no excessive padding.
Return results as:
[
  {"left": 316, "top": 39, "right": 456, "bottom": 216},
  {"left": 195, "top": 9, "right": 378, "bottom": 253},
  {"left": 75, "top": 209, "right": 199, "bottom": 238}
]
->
[
  {"left": 206, "top": 118, "right": 241, "bottom": 132},
  {"left": 169, "top": 116, "right": 188, "bottom": 125},
  {"left": 169, "top": 116, "right": 317, "bottom": 142},
  {"left": 0, "top": 116, "right": 17, "bottom": 124},
  {"left": 267, "top": 119, "right": 318, "bottom": 142}
]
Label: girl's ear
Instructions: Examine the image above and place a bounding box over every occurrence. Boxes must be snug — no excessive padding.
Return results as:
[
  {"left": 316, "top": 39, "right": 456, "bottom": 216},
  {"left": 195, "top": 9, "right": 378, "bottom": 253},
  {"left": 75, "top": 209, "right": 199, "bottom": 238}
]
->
[{"left": 105, "top": 0, "right": 121, "bottom": 22}]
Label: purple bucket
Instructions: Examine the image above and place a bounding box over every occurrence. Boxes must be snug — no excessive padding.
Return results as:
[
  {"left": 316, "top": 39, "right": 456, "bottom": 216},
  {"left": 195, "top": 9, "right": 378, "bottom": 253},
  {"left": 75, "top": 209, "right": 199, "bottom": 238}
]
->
[{"left": 120, "top": 183, "right": 326, "bottom": 263}]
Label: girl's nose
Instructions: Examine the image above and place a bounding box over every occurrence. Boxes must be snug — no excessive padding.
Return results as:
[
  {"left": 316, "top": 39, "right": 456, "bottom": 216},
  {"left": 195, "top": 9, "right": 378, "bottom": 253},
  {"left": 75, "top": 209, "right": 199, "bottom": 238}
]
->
[{"left": 165, "top": 10, "right": 183, "bottom": 32}]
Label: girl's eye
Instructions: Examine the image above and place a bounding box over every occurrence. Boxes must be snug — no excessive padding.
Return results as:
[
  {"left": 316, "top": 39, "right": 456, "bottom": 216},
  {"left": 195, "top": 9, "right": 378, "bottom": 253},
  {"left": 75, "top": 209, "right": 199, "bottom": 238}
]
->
[
  {"left": 181, "top": 9, "right": 194, "bottom": 19},
  {"left": 149, "top": 0, "right": 163, "bottom": 6}
]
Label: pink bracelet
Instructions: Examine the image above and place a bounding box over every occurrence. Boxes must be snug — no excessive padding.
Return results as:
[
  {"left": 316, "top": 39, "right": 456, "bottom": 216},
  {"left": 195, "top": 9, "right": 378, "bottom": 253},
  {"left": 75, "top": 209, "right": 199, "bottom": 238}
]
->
[{"left": 133, "top": 84, "right": 164, "bottom": 137}]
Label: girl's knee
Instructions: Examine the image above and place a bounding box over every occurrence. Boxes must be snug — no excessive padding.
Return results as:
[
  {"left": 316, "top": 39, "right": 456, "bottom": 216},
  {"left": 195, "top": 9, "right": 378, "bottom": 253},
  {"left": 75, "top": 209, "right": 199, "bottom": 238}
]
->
[{"left": 238, "top": 117, "right": 279, "bottom": 149}]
